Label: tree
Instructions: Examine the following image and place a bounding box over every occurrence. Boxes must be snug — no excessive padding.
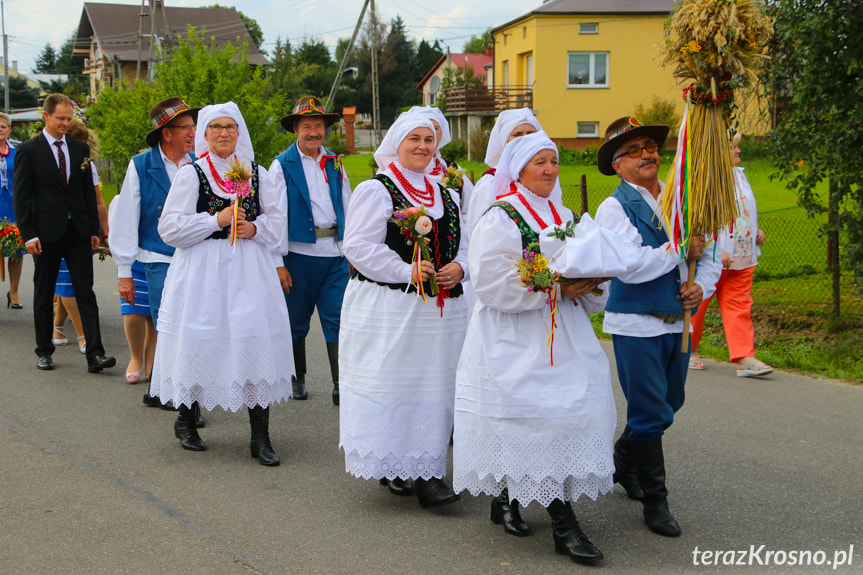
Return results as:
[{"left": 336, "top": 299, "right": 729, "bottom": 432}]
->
[
  {"left": 434, "top": 63, "right": 484, "bottom": 113},
  {"left": 264, "top": 38, "right": 311, "bottom": 105},
  {"left": 416, "top": 39, "right": 444, "bottom": 76},
  {"left": 206, "top": 4, "right": 264, "bottom": 50},
  {"left": 463, "top": 30, "right": 492, "bottom": 54},
  {"left": 379, "top": 16, "right": 420, "bottom": 121},
  {"left": 294, "top": 38, "right": 337, "bottom": 98},
  {"left": 33, "top": 44, "right": 58, "bottom": 73},
  {"left": 766, "top": 0, "right": 863, "bottom": 315},
  {"left": 635, "top": 97, "right": 680, "bottom": 130},
  {"left": 89, "top": 28, "right": 291, "bottom": 181},
  {"left": 5, "top": 75, "right": 40, "bottom": 108}
]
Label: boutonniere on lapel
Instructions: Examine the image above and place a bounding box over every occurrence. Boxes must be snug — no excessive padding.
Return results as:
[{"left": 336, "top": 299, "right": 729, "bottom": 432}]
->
[{"left": 80, "top": 157, "right": 92, "bottom": 172}]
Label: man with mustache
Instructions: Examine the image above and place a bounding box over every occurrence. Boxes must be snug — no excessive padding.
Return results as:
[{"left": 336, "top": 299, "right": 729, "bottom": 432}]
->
[
  {"left": 594, "top": 117, "right": 720, "bottom": 538},
  {"left": 269, "top": 97, "right": 352, "bottom": 405}
]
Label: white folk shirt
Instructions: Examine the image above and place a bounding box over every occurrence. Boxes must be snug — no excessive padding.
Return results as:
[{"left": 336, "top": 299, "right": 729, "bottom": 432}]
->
[
  {"left": 107, "top": 144, "right": 194, "bottom": 278},
  {"left": 594, "top": 179, "right": 721, "bottom": 338},
  {"left": 268, "top": 147, "right": 352, "bottom": 260}
]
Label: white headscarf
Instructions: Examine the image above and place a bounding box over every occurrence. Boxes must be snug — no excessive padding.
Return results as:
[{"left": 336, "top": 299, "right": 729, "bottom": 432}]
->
[
  {"left": 492, "top": 131, "right": 562, "bottom": 202},
  {"left": 484, "top": 108, "right": 542, "bottom": 168},
  {"left": 406, "top": 106, "right": 451, "bottom": 149},
  {"left": 373, "top": 110, "right": 437, "bottom": 172},
  {"left": 195, "top": 101, "right": 254, "bottom": 164}
]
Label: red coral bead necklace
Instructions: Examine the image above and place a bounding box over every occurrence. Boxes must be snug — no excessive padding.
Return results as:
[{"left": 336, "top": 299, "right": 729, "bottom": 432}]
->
[{"left": 390, "top": 162, "right": 435, "bottom": 207}]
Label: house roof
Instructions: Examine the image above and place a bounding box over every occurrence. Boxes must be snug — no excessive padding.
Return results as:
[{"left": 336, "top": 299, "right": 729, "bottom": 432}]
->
[
  {"left": 493, "top": 0, "right": 673, "bottom": 33},
  {"left": 416, "top": 52, "right": 493, "bottom": 90},
  {"left": 73, "top": 2, "right": 269, "bottom": 66}
]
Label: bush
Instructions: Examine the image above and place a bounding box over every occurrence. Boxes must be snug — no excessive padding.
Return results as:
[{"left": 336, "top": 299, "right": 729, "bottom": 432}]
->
[
  {"left": 557, "top": 143, "right": 600, "bottom": 166},
  {"left": 327, "top": 129, "right": 349, "bottom": 156},
  {"left": 738, "top": 135, "right": 770, "bottom": 160},
  {"left": 636, "top": 96, "right": 680, "bottom": 129},
  {"left": 440, "top": 139, "right": 467, "bottom": 164}
]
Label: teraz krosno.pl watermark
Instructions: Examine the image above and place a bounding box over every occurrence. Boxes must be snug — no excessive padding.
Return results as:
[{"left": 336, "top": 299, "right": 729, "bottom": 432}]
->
[{"left": 692, "top": 545, "right": 855, "bottom": 569}]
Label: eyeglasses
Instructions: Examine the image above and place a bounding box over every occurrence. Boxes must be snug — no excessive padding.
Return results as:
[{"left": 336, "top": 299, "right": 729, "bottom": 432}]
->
[
  {"left": 613, "top": 141, "right": 659, "bottom": 161},
  {"left": 207, "top": 123, "right": 239, "bottom": 134},
  {"left": 167, "top": 123, "right": 195, "bottom": 132}
]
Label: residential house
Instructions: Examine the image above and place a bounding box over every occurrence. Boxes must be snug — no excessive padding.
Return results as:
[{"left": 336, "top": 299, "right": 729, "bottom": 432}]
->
[
  {"left": 72, "top": 1, "right": 268, "bottom": 102},
  {"left": 417, "top": 51, "right": 493, "bottom": 108},
  {"left": 490, "top": 0, "right": 769, "bottom": 149}
]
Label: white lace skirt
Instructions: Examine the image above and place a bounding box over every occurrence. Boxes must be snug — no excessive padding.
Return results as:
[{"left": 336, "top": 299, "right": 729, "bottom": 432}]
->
[
  {"left": 150, "top": 238, "right": 294, "bottom": 411},
  {"left": 339, "top": 279, "right": 468, "bottom": 480}
]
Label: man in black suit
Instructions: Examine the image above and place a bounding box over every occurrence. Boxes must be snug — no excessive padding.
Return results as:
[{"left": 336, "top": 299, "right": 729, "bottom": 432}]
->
[{"left": 13, "top": 93, "right": 115, "bottom": 372}]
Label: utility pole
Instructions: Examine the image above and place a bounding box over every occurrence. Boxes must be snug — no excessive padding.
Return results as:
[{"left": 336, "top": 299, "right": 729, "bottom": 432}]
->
[
  {"left": 136, "top": 0, "right": 147, "bottom": 82},
  {"left": 147, "top": 0, "right": 156, "bottom": 80},
  {"left": 159, "top": 0, "right": 171, "bottom": 64},
  {"left": 2, "top": 0, "right": 8, "bottom": 113},
  {"left": 370, "top": 0, "right": 381, "bottom": 148},
  {"left": 324, "top": 0, "right": 369, "bottom": 114}
]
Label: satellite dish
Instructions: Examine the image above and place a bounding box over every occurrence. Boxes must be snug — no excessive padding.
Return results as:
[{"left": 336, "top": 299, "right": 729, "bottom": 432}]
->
[{"left": 430, "top": 76, "right": 441, "bottom": 94}]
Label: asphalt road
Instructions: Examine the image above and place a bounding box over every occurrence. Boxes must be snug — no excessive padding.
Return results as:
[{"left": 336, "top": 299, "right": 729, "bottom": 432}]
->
[{"left": 1, "top": 256, "right": 860, "bottom": 574}]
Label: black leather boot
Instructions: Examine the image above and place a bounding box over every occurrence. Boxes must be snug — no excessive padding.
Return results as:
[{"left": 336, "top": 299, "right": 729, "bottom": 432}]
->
[
  {"left": 546, "top": 499, "right": 603, "bottom": 565},
  {"left": 631, "top": 437, "right": 681, "bottom": 537},
  {"left": 249, "top": 405, "right": 280, "bottom": 466},
  {"left": 326, "top": 341, "right": 339, "bottom": 406},
  {"left": 174, "top": 403, "right": 206, "bottom": 451},
  {"left": 415, "top": 477, "right": 460, "bottom": 508},
  {"left": 490, "top": 488, "right": 529, "bottom": 536},
  {"left": 613, "top": 425, "right": 644, "bottom": 500},
  {"left": 379, "top": 477, "right": 413, "bottom": 496},
  {"left": 193, "top": 401, "right": 206, "bottom": 428},
  {"left": 292, "top": 339, "right": 308, "bottom": 400}
]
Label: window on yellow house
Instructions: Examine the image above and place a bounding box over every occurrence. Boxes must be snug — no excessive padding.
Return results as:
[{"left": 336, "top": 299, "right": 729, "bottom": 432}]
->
[
  {"left": 577, "top": 122, "right": 599, "bottom": 138},
  {"left": 567, "top": 52, "right": 608, "bottom": 88},
  {"left": 579, "top": 23, "right": 598, "bottom": 34}
]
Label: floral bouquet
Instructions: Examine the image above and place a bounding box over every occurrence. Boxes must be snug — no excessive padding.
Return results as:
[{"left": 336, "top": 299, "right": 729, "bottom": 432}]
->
[
  {"left": 0, "top": 218, "right": 24, "bottom": 281},
  {"left": 225, "top": 157, "right": 253, "bottom": 246},
  {"left": 390, "top": 206, "right": 438, "bottom": 298},
  {"left": 515, "top": 241, "right": 564, "bottom": 364},
  {"left": 442, "top": 165, "right": 465, "bottom": 190}
]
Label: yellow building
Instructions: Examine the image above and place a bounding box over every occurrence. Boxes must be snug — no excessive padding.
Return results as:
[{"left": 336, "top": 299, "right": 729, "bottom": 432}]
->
[{"left": 491, "top": 0, "right": 768, "bottom": 149}]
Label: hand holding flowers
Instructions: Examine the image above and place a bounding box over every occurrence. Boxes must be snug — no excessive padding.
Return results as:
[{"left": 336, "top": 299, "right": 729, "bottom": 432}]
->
[{"left": 391, "top": 206, "right": 439, "bottom": 297}]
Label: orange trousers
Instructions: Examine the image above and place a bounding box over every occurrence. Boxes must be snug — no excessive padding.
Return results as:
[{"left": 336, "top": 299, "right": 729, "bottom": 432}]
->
[{"left": 690, "top": 266, "right": 756, "bottom": 363}]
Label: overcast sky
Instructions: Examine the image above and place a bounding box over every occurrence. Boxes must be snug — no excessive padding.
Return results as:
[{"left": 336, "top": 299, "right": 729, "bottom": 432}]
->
[{"left": 3, "top": 0, "right": 536, "bottom": 74}]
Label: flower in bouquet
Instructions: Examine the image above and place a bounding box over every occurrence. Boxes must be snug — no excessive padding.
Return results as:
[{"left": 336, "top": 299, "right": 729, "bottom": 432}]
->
[
  {"left": 516, "top": 242, "right": 556, "bottom": 294},
  {"left": 0, "top": 218, "right": 24, "bottom": 261},
  {"left": 443, "top": 165, "right": 465, "bottom": 190},
  {"left": 390, "top": 206, "right": 439, "bottom": 298},
  {"left": 224, "top": 157, "right": 253, "bottom": 198}
]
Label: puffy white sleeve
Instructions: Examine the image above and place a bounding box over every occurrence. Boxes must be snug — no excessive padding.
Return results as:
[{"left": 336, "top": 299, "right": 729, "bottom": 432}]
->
[
  {"left": 157, "top": 164, "right": 222, "bottom": 249},
  {"left": 247, "top": 163, "right": 285, "bottom": 248},
  {"left": 108, "top": 159, "right": 142, "bottom": 278},
  {"left": 343, "top": 179, "right": 413, "bottom": 284},
  {"left": 469, "top": 205, "right": 551, "bottom": 313}
]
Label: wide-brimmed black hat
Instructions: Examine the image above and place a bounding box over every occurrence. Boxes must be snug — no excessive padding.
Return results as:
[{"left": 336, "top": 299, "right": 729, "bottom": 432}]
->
[
  {"left": 280, "top": 96, "right": 340, "bottom": 133},
  {"left": 145, "top": 97, "right": 200, "bottom": 147},
  {"left": 597, "top": 116, "right": 669, "bottom": 176}
]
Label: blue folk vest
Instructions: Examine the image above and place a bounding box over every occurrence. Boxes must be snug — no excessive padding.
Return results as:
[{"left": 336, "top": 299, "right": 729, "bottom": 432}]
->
[
  {"left": 604, "top": 180, "right": 686, "bottom": 315},
  {"left": 275, "top": 143, "right": 345, "bottom": 243},
  {"left": 132, "top": 147, "right": 195, "bottom": 257}
]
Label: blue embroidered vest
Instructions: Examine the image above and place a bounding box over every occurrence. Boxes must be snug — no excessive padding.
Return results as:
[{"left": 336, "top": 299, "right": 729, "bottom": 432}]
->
[
  {"left": 604, "top": 180, "right": 687, "bottom": 315},
  {"left": 275, "top": 143, "right": 345, "bottom": 243}
]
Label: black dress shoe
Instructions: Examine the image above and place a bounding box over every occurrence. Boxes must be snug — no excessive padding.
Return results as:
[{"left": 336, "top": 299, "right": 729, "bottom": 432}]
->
[
  {"left": 415, "top": 477, "right": 460, "bottom": 508},
  {"left": 379, "top": 477, "right": 413, "bottom": 496},
  {"left": 37, "top": 355, "right": 54, "bottom": 370},
  {"left": 87, "top": 354, "right": 116, "bottom": 373}
]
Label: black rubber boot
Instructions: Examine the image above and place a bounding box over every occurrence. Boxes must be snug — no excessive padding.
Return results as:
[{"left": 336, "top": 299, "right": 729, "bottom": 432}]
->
[
  {"left": 613, "top": 425, "right": 644, "bottom": 500},
  {"left": 631, "top": 437, "right": 681, "bottom": 537},
  {"left": 174, "top": 403, "right": 206, "bottom": 451},
  {"left": 248, "top": 405, "right": 280, "bottom": 466},
  {"left": 490, "top": 488, "right": 529, "bottom": 536},
  {"left": 546, "top": 499, "right": 603, "bottom": 565},
  {"left": 326, "top": 341, "right": 339, "bottom": 406}
]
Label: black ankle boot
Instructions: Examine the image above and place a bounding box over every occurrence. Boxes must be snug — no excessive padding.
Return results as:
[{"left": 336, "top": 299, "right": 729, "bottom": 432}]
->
[
  {"left": 249, "top": 405, "right": 279, "bottom": 466},
  {"left": 415, "top": 477, "right": 460, "bottom": 508},
  {"left": 379, "top": 477, "right": 413, "bottom": 496},
  {"left": 546, "top": 499, "right": 603, "bottom": 565},
  {"left": 326, "top": 341, "right": 339, "bottom": 406},
  {"left": 631, "top": 437, "right": 681, "bottom": 537},
  {"left": 292, "top": 339, "right": 308, "bottom": 400},
  {"left": 193, "top": 402, "right": 206, "bottom": 428},
  {"left": 175, "top": 403, "right": 206, "bottom": 451},
  {"left": 491, "top": 488, "right": 529, "bottom": 536},
  {"left": 613, "top": 425, "right": 643, "bottom": 500}
]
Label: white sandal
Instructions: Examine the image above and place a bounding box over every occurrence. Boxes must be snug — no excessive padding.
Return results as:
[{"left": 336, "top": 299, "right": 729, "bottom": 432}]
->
[
  {"left": 736, "top": 358, "right": 773, "bottom": 378},
  {"left": 78, "top": 335, "right": 87, "bottom": 354},
  {"left": 52, "top": 326, "right": 68, "bottom": 346}
]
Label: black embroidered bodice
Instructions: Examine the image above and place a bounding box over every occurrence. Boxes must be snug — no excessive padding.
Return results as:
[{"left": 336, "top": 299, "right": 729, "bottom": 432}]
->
[{"left": 193, "top": 161, "right": 260, "bottom": 240}]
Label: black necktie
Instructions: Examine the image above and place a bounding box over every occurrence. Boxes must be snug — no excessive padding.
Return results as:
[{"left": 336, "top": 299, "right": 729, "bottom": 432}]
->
[{"left": 54, "top": 140, "right": 67, "bottom": 185}]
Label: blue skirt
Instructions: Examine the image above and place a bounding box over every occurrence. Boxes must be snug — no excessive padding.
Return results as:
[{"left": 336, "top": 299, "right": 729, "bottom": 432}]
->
[
  {"left": 54, "top": 259, "right": 75, "bottom": 298},
  {"left": 120, "top": 261, "right": 151, "bottom": 316}
]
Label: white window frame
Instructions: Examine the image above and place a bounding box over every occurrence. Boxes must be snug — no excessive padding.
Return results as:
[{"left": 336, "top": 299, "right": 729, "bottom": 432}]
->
[
  {"left": 577, "top": 122, "right": 600, "bottom": 138},
  {"left": 567, "top": 52, "right": 609, "bottom": 89},
  {"left": 579, "top": 23, "right": 598, "bottom": 35}
]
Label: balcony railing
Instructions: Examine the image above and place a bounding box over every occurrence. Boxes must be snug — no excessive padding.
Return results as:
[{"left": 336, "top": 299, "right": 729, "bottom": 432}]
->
[{"left": 443, "top": 85, "right": 533, "bottom": 113}]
